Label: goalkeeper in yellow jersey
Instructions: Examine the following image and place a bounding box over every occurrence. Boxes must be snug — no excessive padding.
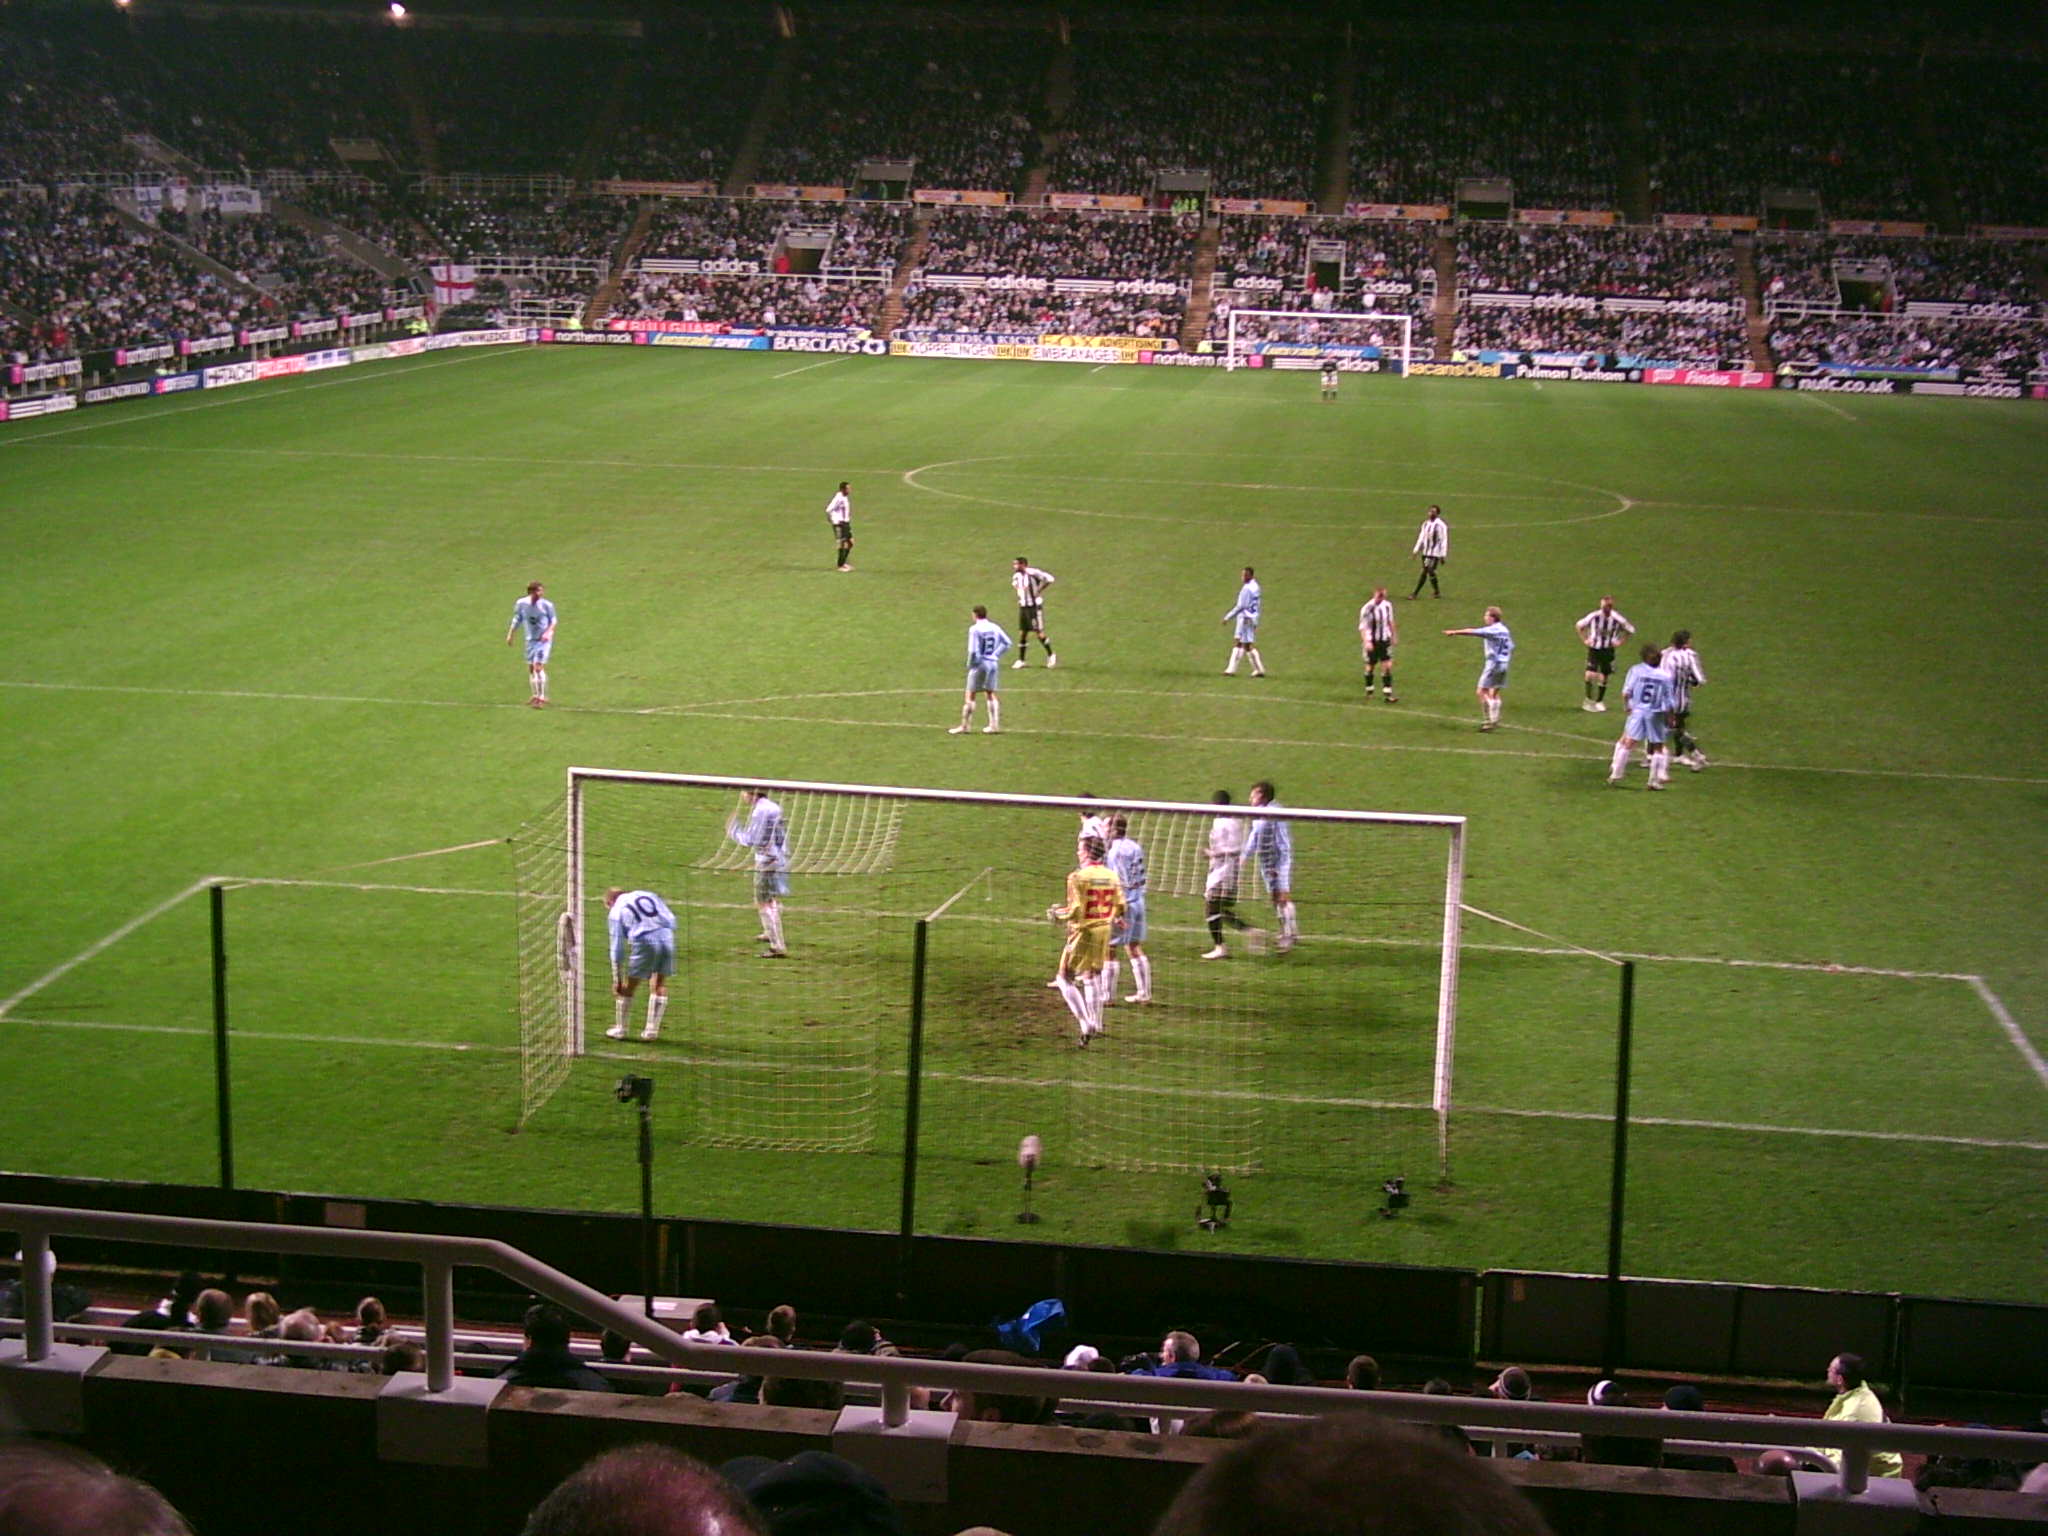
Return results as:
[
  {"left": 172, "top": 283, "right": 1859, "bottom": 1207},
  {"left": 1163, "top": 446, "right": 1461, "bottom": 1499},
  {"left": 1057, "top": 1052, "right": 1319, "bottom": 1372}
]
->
[{"left": 1049, "top": 835, "right": 1125, "bottom": 1046}]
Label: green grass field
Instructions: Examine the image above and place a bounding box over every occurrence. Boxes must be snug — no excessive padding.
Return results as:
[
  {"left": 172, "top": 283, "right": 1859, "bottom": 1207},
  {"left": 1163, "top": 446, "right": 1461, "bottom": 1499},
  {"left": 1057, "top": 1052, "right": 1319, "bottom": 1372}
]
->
[{"left": 3, "top": 344, "right": 2044, "bottom": 1301}]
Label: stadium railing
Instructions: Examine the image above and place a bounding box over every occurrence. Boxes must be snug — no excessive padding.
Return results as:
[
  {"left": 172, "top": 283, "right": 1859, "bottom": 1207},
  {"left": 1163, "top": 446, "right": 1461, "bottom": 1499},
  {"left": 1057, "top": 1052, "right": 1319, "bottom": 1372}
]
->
[{"left": 5, "top": 1202, "right": 2046, "bottom": 1500}]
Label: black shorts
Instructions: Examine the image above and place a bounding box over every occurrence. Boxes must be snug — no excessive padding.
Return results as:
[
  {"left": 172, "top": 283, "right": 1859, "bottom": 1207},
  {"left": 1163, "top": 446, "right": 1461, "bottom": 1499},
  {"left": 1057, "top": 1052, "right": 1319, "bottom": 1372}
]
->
[
  {"left": 832, "top": 520, "right": 853, "bottom": 541},
  {"left": 1018, "top": 604, "right": 1043, "bottom": 632},
  {"left": 1586, "top": 646, "right": 1615, "bottom": 675},
  {"left": 1365, "top": 640, "right": 1392, "bottom": 664}
]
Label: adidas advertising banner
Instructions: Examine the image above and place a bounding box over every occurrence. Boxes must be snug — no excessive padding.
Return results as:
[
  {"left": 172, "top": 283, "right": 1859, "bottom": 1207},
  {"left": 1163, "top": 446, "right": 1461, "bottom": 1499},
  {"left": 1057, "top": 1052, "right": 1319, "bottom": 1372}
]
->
[{"left": 1909, "top": 379, "right": 2025, "bottom": 399}]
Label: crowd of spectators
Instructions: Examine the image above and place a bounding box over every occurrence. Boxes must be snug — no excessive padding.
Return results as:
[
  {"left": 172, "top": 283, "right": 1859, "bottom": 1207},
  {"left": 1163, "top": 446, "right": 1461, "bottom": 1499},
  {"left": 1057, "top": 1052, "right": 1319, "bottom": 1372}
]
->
[
  {"left": 1348, "top": 39, "right": 1621, "bottom": 210},
  {"left": 415, "top": 197, "right": 632, "bottom": 264},
  {"left": 920, "top": 206, "right": 1196, "bottom": 279},
  {"left": 1768, "top": 313, "right": 2047, "bottom": 372},
  {"left": 1927, "top": 57, "right": 2048, "bottom": 228},
  {"left": 755, "top": 22, "right": 1041, "bottom": 192},
  {"left": 0, "top": 191, "right": 259, "bottom": 360},
  {"left": 897, "top": 285, "right": 1184, "bottom": 338},
  {"left": 611, "top": 273, "right": 886, "bottom": 331},
  {"left": 641, "top": 197, "right": 797, "bottom": 262},
  {"left": 1457, "top": 224, "right": 1738, "bottom": 299},
  {"left": 286, "top": 179, "right": 436, "bottom": 266},
  {"left": 1207, "top": 214, "right": 1437, "bottom": 338},
  {"left": 1455, "top": 305, "right": 1747, "bottom": 366},
  {"left": 826, "top": 202, "right": 914, "bottom": 271},
  {"left": 1053, "top": 32, "right": 1324, "bottom": 201},
  {"left": 1642, "top": 47, "right": 1921, "bottom": 221},
  {"left": 1755, "top": 233, "right": 2045, "bottom": 307},
  {"left": 156, "top": 206, "right": 389, "bottom": 319},
  {"left": 595, "top": 19, "right": 770, "bottom": 185}
]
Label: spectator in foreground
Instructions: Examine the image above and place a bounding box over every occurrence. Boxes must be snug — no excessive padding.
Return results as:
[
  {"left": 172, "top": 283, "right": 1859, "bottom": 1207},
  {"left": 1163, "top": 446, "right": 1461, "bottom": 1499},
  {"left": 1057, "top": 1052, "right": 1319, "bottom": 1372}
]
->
[
  {"left": 0, "top": 1439, "right": 194, "bottom": 1536},
  {"left": 191, "top": 1288, "right": 234, "bottom": 1360},
  {"left": 709, "top": 1333, "right": 781, "bottom": 1404},
  {"left": 720, "top": 1449, "right": 906, "bottom": 1536},
  {"left": 1756, "top": 1353, "right": 1903, "bottom": 1478},
  {"left": 497, "top": 1303, "right": 613, "bottom": 1392},
  {"left": 522, "top": 1444, "right": 768, "bottom": 1536},
  {"left": 1422, "top": 1377, "right": 1476, "bottom": 1453},
  {"left": 764, "top": 1303, "right": 797, "bottom": 1343},
  {"left": 1151, "top": 1411, "right": 1553, "bottom": 1535},
  {"left": 1486, "top": 1366, "right": 1535, "bottom": 1459},
  {"left": 945, "top": 1348, "right": 1054, "bottom": 1425},
  {"left": 1580, "top": 1379, "right": 1661, "bottom": 1467},
  {"left": 380, "top": 1340, "right": 427, "bottom": 1376},
  {"left": 1660, "top": 1385, "right": 1737, "bottom": 1473},
  {"left": 112, "top": 1271, "right": 204, "bottom": 1354},
  {"left": 1346, "top": 1353, "right": 1382, "bottom": 1391},
  {"left": 1136, "top": 1331, "right": 1237, "bottom": 1382},
  {"left": 680, "top": 1303, "right": 734, "bottom": 1346},
  {"left": 243, "top": 1291, "right": 284, "bottom": 1365}
]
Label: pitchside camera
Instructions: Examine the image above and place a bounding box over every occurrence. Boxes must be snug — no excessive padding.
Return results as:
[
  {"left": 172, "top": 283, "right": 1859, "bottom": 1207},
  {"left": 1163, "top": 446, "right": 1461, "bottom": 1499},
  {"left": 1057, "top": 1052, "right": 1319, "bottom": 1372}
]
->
[
  {"left": 1196, "top": 1172, "right": 1232, "bottom": 1231},
  {"left": 1377, "top": 1176, "right": 1410, "bottom": 1219},
  {"left": 614, "top": 1074, "right": 654, "bottom": 1107}
]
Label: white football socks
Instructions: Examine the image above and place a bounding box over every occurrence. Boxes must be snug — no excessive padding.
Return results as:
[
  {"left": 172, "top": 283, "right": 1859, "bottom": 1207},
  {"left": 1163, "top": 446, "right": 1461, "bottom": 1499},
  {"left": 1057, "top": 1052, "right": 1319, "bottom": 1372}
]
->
[
  {"left": 1102, "top": 958, "right": 1120, "bottom": 1001},
  {"left": 1055, "top": 977, "right": 1091, "bottom": 1032},
  {"left": 1132, "top": 954, "right": 1152, "bottom": 998},
  {"left": 1224, "top": 650, "right": 1240, "bottom": 674},
  {"left": 614, "top": 995, "right": 631, "bottom": 1033},
  {"left": 1610, "top": 742, "right": 1631, "bottom": 779},
  {"left": 986, "top": 698, "right": 1000, "bottom": 731},
  {"left": 1248, "top": 647, "right": 1265, "bottom": 676},
  {"left": 1278, "top": 900, "right": 1298, "bottom": 942},
  {"left": 763, "top": 902, "right": 785, "bottom": 952},
  {"left": 644, "top": 992, "right": 667, "bottom": 1036}
]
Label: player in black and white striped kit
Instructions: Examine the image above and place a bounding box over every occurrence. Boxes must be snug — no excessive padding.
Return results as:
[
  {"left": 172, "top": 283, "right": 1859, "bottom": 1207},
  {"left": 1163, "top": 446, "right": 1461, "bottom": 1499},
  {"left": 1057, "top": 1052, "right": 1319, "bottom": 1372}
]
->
[
  {"left": 1010, "top": 557, "right": 1058, "bottom": 668},
  {"left": 1358, "top": 585, "right": 1398, "bottom": 701},
  {"left": 826, "top": 481, "right": 853, "bottom": 571},
  {"left": 1662, "top": 630, "right": 1708, "bottom": 770},
  {"left": 1575, "top": 597, "right": 1635, "bottom": 712},
  {"left": 1410, "top": 506, "right": 1448, "bottom": 598}
]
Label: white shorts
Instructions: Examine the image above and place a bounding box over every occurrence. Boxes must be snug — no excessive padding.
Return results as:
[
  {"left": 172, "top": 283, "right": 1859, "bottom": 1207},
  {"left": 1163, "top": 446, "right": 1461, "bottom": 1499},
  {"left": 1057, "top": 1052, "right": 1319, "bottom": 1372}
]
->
[{"left": 525, "top": 640, "right": 553, "bottom": 665}]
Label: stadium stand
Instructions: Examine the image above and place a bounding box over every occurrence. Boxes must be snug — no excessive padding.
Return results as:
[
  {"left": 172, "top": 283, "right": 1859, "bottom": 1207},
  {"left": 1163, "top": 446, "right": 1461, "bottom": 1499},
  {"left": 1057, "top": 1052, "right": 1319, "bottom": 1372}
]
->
[
  {"left": 1754, "top": 233, "right": 2045, "bottom": 307},
  {"left": 1054, "top": 31, "right": 1326, "bottom": 201},
  {"left": 754, "top": 21, "right": 1042, "bottom": 193},
  {"left": 1348, "top": 38, "right": 1622, "bottom": 210},
  {"left": 593, "top": 17, "right": 772, "bottom": 185}
]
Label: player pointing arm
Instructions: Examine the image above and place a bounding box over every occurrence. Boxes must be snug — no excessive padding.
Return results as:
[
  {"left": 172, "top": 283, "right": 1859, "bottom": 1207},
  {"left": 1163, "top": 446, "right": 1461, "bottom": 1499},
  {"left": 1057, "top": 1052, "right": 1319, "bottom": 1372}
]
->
[{"left": 1444, "top": 605, "right": 1513, "bottom": 731}]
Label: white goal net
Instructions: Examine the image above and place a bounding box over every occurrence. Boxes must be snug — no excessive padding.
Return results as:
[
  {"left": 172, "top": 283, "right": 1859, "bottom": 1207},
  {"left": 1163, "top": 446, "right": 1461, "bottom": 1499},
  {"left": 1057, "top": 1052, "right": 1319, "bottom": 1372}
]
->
[
  {"left": 514, "top": 771, "right": 1465, "bottom": 1186},
  {"left": 1221, "top": 307, "right": 1415, "bottom": 374}
]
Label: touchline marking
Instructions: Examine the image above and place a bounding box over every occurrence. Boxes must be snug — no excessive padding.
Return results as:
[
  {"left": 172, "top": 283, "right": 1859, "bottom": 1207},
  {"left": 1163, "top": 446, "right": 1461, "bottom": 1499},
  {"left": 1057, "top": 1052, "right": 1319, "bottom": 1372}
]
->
[
  {"left": 5, "top": 676, "right": 2043, "bottom": 785},
  {"left": 217, "top": 877, "right": 509, "bottom": 899},
  {"left": 1796, "top": 391, "right": 1861, "bottom": 424},
  {"left": 1968, "top": 975, "right": 2048, "bottom": 1091},
  {"left": 0, "top": 879, "right": 212, "bottom": 1019},
  {"left": 9, "top": 440, "right": 910, "bottom": 479},
  {"left": 0, "top": 346, "right": 534, "bottom": 447},
  {"left": 771, "top": 358, "right": 847, "bottom": 380},
  {"left": 5, "top": 1016, "right": 2040, "bottom": 1153}
]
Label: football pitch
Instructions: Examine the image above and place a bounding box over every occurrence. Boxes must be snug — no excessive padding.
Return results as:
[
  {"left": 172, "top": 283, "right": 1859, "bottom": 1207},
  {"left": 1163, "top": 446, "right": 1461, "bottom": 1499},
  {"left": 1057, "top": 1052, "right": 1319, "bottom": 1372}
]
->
[{"left": 2, "top": 345, "right": 2044, "bottom": 1303}]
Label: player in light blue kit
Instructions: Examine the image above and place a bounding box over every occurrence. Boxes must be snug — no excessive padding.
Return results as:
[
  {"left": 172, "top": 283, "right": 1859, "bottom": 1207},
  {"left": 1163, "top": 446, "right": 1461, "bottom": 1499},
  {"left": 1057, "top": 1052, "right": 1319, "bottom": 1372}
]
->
[
  {"left": 728, "top": 788, "right": 791, "bottom": 957},
  {"left": 1104, "top": 814, "right": 1153, "bottom": 1005},
  {"left": 950, "top": 605, "right": 1013, "bottom": 734},
  {"left": 1242, "top": 780, "right": 1300, "bottom": 952},
  {"left": 604, "top": 886, "right": 675, "bottom": 1041},
  {"left": 505, "top": 581, "right": 557, "bottom": 707},
  {"left": 1222, "top": 566, "right": 1266, "bottom": 677},
  {"left": 1444, "top": 605, "right": 1513, "bottom": 731},
  {"left": 1609, "top": 645, "right": 1674, "bottom": 791}
]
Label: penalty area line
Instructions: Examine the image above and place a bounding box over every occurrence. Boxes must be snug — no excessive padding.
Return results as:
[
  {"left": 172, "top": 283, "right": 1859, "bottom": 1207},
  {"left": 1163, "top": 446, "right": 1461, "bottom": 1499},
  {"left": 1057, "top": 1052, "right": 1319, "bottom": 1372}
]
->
[
  {"left": 0, "top": 879, "right": 215, "bottom": 1021},
  {"left": 770, "top": 358, "right": 847, "bottom": 380}
]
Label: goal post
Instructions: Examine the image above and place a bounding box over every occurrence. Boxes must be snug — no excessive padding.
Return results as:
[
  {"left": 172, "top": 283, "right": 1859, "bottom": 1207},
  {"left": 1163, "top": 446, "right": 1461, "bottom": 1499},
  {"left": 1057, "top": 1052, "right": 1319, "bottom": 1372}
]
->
[
  {"left": 1222, "top": 307, "right": 1415, "bottom": 374},
  {"left": 516, "top": 769, "right": 1466, "bottom": 1184}
]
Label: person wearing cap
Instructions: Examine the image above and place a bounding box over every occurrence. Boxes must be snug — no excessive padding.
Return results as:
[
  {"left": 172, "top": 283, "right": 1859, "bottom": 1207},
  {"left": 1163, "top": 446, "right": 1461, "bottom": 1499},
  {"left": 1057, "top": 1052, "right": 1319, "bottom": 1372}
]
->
[{"left": 1486, "top": 1366, "right": 1536, "bottom": 1459}]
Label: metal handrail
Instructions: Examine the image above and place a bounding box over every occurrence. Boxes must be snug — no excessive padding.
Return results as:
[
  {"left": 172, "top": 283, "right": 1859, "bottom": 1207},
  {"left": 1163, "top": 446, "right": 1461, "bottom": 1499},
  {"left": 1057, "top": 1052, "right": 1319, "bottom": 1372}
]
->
[{"left": 7, "top": 1203, "right": 2047, "bottom": 1499}]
